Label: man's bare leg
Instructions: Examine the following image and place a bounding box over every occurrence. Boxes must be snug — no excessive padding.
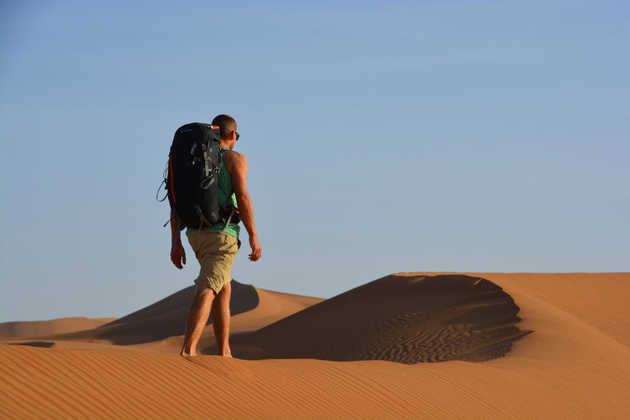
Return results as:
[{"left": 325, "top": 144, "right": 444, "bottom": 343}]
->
[
  {"left": 180, "top": 286, "right": 215, "bottom": 357},
  {"left": 211, "top": 281, "right": 232, "bottom": 357}
]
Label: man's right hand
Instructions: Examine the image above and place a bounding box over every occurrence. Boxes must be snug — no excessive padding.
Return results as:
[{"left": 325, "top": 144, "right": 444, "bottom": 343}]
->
[
  {"left": 171, "top": 239, "right": 186, "bottom": 269},
  {"left": 249, "top": 235, "right": 262, "bottom": 262},
  {"left": 225, "top": 151, "right": 262, "bottom": 263}
]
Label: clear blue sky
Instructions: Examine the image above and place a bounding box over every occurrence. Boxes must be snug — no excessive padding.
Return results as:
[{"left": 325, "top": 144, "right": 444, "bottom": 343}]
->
[{"left": 1, "top": 1, "right": 628, "bottom": 322}]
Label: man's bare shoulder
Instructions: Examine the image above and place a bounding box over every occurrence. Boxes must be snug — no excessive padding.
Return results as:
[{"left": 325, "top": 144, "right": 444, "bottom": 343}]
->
[
  {"left": 224, "top": 149, "right": 245, "bottom": 160},
  {"left": 224, "top": 150, "right": 247, "bottom": 171}
]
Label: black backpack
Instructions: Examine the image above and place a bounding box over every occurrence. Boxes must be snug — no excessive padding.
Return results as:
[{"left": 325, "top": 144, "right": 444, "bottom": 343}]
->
[{"left": 165, "top": 123, "right": 224, "bottom": 229}]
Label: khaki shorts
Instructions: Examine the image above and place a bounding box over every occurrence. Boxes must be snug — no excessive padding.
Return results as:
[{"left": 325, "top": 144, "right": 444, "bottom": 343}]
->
[{"left": 186, "top": 230, "right": 239, "bottom": 294}]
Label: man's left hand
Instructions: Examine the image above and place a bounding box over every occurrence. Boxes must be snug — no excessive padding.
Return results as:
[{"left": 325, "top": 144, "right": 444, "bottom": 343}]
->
[{"left": 171, "top": 240, "right": 186, "bottom": 269}]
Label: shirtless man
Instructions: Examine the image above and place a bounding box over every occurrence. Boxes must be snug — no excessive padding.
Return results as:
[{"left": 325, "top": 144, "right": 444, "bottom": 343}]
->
[{"left": 169, "top": 114, "right": 262, "bottom": 357}]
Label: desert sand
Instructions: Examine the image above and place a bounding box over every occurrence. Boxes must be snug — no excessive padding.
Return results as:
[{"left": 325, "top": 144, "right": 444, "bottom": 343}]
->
[
  {"left": 0, "top": 317, "right": 115, "bottom": 340},
  {"left": 1, "top": 273, "right": 629, "bottom": 418}
]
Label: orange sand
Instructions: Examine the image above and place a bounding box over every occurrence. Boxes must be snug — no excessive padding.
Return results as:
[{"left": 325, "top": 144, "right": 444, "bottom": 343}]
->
[
  {"left": 1, "top": 273, "right": 629, "bottom": 418},
  {"left": 0, "top": 317, "right": 115, "bottom": 340}
]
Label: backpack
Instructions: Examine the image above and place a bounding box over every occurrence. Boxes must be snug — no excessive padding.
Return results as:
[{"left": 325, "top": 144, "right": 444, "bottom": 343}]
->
[{"left": 165, "top": 123, "right": 225, "bottom": 229}]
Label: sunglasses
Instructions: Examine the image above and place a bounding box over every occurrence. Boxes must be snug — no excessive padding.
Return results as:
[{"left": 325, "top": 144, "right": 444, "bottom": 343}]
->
[{"left": 236, "top": 132, "right": 240, "bottom": 140}]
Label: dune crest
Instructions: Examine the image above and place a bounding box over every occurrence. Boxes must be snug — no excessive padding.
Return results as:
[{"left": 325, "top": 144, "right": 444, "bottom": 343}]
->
[{"left": 235, "top": 274, "right": 531, "bottom": 363}]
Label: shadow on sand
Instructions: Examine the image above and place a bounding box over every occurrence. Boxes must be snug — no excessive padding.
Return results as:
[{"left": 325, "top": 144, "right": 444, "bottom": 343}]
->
[
  {"left": 231, "top": 274, "right": 532, "bottom": 363},
  {"left": 10, "top": 341, "right": 56, "bottom": 348}
]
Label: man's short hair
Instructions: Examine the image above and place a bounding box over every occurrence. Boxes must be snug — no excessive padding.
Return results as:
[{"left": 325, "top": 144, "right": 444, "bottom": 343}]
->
[{"left": 211, "top": 114, "right": 237, "bottom": 140}]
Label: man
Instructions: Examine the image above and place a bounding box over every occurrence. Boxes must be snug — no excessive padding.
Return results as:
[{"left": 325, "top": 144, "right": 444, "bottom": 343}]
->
[{"left": 170, "top": 114, "right": 262, "bottom": 357}]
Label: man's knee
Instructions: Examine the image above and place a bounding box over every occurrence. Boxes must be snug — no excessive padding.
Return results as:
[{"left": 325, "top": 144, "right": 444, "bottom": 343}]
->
[
  {"left": 219, "top": 280, "right": 231, "bottom": 297},
  {"left": 195, "top": 285, "right": 216, "bottom": 302}
]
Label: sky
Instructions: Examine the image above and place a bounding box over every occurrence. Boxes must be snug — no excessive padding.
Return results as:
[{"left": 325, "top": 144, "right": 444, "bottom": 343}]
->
[{"left": 1, "top": 0, "right": 629, "bottom": 322}]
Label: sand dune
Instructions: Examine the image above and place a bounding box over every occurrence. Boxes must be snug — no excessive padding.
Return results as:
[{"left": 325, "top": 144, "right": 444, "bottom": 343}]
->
[
  {"left": 52, "top": 280, "right": 260, "bottom": 345},
  {"left": 476, "top": 272, "right": 630, "bottom": 346},
  {"left": 235, "top": 274, "right": 531, "bottom": 362},
  {"left": 2, "top": 273, "right": 630, "bottom": 418},
  {"left": 0, "top": 317, "right": 115, "bottom": 340},
  {"left": 20, "top": 280, "right": 323, "bottom": 355}
]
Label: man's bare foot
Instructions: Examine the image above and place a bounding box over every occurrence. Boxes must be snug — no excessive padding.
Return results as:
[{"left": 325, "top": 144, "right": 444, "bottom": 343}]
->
[
  {"left": 180, "top": 348, "right": 198, "bottom": 357},
  {"left": 219, "top": 348, "right": 232, "bottom": 358}
]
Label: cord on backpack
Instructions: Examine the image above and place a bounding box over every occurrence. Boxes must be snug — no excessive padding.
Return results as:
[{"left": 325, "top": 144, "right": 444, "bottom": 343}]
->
[{"left": 155, "top": 161, "right": 169, "bottom": 202}]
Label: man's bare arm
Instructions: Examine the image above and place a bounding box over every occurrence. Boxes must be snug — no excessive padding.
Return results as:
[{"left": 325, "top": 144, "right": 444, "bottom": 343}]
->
[
  {"left": 225, "top": 151, "right": 262, "bottom": 261},
  {"left": 170, "top": 209, "right": 186, "bottom": 269}
]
